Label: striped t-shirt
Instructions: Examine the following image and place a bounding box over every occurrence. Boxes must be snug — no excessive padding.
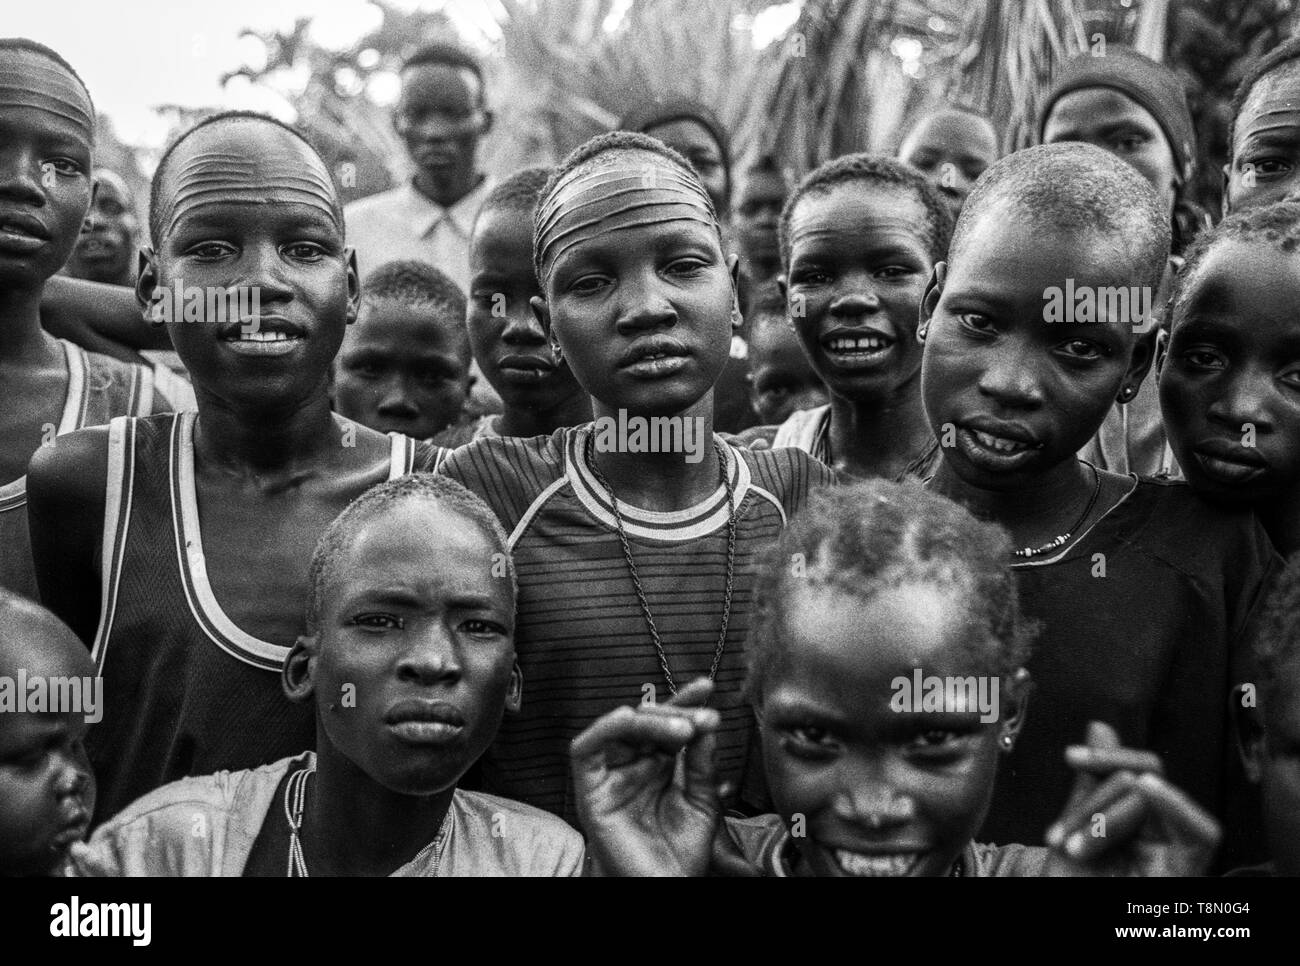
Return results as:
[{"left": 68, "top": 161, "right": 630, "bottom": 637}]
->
[{"left": 439, "top": 424, "right": 834, "bottom": 823}]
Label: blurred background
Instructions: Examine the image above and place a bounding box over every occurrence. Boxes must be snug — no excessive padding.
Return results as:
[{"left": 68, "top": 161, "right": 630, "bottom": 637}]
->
[{"left": 10, "top": 0, "right": 1300, "bottom": 222}]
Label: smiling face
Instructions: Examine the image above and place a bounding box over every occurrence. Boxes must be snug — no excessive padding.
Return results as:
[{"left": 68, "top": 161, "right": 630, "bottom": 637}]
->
[
  {"left": 67, "top": 170, "right": 136, "bottom": 284},
  {"left": 1228, "top": 64, "right": 1300, "bottom": 212},
  {"left": 643, "top": 119, "right": 728, "bottom": 214},
  {"left": 0, "top": 601, "right": 96, "bottom": 876},
  {"left": 334, "top": 298, "right": 470, "bottom": 439},
  {"left": 395, "top": 63, "right": 487, "bottom": 204},
  {"left": 898, "top": 110, "right": 997, "bottom": 217},
  {"left": 784, "top": 182, "right": 933, "bottom": 406},
  {"left": 468, "top": 207, "right": 584, "bottom": 412},
  {"left": 1043, "top": 88, "right": 1179, "bottom": 216},
  {"left": 1160, "top": 240, "right": 1300, "bottom": 505},
  {"left": 922, "top": 206, "right": 1149, "bottom": 489},
  {"left": 536, "top": 151, "right": 735, "bottom": 418},
  {"left": 758, "top": 579, "right": 1016, "bottom": 877},
  {"left": 143, "top": 119, "right": 357, "bottom": 409},
  {"left": 306, "top": 500, "right": 520, "bottom": 796},
  {"left": 0, "top": 46, "right": 94, "bottom": 291}
]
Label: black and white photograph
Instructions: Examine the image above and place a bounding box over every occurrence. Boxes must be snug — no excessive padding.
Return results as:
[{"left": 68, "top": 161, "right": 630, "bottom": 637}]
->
[{"left": 0, "top": 0, "right": 1290, "bottom": 945}]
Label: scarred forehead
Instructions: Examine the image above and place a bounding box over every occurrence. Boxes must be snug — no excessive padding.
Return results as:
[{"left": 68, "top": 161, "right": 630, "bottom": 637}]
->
[
  {"left": 154, "top": 120, "right": 341, "bottom": 241},
  {"left": 0, "top": 46, "right": 94, "bottom": 139}
]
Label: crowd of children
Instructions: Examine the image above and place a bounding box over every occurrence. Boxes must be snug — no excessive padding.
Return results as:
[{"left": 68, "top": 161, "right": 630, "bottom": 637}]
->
[{"left": 2, "top": 30, "right": 1300, "bottom": 878}]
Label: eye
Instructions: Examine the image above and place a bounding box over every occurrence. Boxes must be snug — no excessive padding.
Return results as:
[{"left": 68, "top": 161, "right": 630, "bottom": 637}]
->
[
  {"left": 790, "top": 266, "right": 831, "bottom": 286},
  {"left": 665, "top": 257, "right": 708, "bottom": 277},
  {"left": 957, "top": 312, "right": 995, "bottom": 334},
  {"left": 566, "top": 274, "right": 608, "bottom": 296},
  {"left": 1112, "top": 134, "right": 1146, "bottom": 153},
  {"left": 284, "top": 242, "right": 326, "bottom": 260},
  {"left": 876, "top": 265, "right": 914, "bottom": 280},
  {"left": 1057, "top": 339, "right": 1105, "bottom": 361},
  {"left": 1180, "top": 346, "right": 1227, "bottom": 371},
  {"left": 353, "top": 613, "right": 403, "bottom": 631},
  {"left": 778, "top": 723, "right": 838, "bottom": 760},
  {"left": 906, "top": 729, "right": 968, "bottom": 757},
  {"left": 1280, "top": 367, "right": 1300, "bottom": 390},
  {"left": 46, "top": 157, "right": 83, "bottom": 176},
  {"left": 462, "top": 618, "right": 507, "bottom": 637},
  {"left": 186, "top": 241, "right": 235, "bottom": 260},
  {"left": 1248, "top": 157, "right": 1292, "bottom": 177}
]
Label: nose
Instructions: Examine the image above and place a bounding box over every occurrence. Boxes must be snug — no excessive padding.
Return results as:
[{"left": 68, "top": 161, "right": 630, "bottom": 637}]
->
[
  {"left": 52, "top": 750, "right": 90, "bottom": 800},
  {"left": 977, "top": 338, "right": 1043, "bottom": 409},
  {"left": 614, "top": 266, "right": 677, "bottom": 334},
  {"left": 0, "top": 144, "right": 46, "bottom": 205},
  {"left": 236, "top": 238, "right": 294, "bottom": 305},
  {"left": 829, "top": 281, "right": 881, "bottom": 319},
  {"left": 833, "top": 760, "right": 916, "bottom": 829},
  {"left": 1207, "top": 371, "right": 1272, "bottom": 434},
  {"left": 500, "top": 310, "right": 547, "bottom": 346},
  {"left": 375, "top": 375, "right": 420, "bottom": 417},
  {"left": 396, "top": 619, "right": 463, "bottom": 685}
]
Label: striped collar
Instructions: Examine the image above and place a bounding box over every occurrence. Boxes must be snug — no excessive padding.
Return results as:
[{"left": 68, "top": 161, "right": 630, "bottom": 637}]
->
[
  {"left": 169, "top": 412, "right": 417, "bottom": 670},
  {"left": 0, "top": 339, "right": 88, "bottom": 511},
  {"left": 563, "top": 424, "right": 750, "bottom": 543}
]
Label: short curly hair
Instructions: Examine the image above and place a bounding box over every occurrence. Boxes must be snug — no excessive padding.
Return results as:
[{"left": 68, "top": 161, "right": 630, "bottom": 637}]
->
[
  {"left": 533, "top": 130, "right": 718, "bottom": 283},
  {"left": 951, "top": 142, "right": 1170, "bottom": 292},
  {"left": 744, "top": 478, "right": 1036, "bottom": 705},
  {"left": 1170, "top": 200, "right": 1300, "bottom": 320},
  {"left": 363, "top": 258, "right": 465, "bottom": 314},
  {"left": 778, "top": 153, "right": 954, "bottom": 270},
  {"left": 306, "top": 474, "right": 515, "bottom": 632}
]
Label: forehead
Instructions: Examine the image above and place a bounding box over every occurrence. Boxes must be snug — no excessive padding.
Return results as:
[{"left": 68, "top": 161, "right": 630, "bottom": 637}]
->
[
  {"left": 0, "top": 47, "right": 94, "bottom": 141},
  {"left": 471, "top": 207, "right": 534, "bottom": 263},
  {"left": 400, "top": 62, "right": 480, "bottom": 104},
  {"left": 771, "top": 581, "right": 984, "bottom": 699},
  {"left": 910, "top": 112, "right": 996, "bottom": 154},
  {"left": 739, "top": 171, "right": 786, "bottom": 199},
  {"left": 350, "top": 299, "right": 466, "bottom": 351},
  {"left": 1238, "top": 63, "right": 1300, "bottom": 137},
  {"left": 789, "top": 182, "right": 928, "bottom": 242},
  {"left": 94, "top": 171, "right": 132, "bottom": 205},
  {"left": 1178, "top": 239, "right": 1300, "bottom": 324},
  {"left": 1047, "top": 87, "right": 1161, "bottom": 133},
  {"left": 332, "top": 502, "right": 500, "bottom": 592}
]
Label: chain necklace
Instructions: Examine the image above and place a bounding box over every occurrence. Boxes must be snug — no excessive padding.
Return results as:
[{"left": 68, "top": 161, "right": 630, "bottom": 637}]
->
[
  {"left": 1011, "top": 462, "right": 1102, "bottom": 559},
  {"left": 585, "top": 435, "right": 738, "bottom": 697},
  {"left": 284, "top": 762, "right": 451, "bottom": 877}
]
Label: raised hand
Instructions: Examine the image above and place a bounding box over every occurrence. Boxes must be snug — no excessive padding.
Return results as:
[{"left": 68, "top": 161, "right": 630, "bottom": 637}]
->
[
  {"left": 571, "top": 678, "right": 722, "bottom": 877},
  {"left": 1043, "top": 721, "right": 1220, "bottom": 877}
]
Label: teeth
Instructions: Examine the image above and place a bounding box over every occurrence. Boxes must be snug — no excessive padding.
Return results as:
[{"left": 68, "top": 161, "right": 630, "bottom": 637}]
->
[
  {"left": 826, "top": 336, "right": 890, "bottom": 352},
  {"left": 973, "top": 430, "right": 1028, "bottom": 453},
  {"left": 834, "top": 850, "right": 920, "bottom": 877},
  {"left": 236, "top": 330, "right": 294, "bottom": 342}
]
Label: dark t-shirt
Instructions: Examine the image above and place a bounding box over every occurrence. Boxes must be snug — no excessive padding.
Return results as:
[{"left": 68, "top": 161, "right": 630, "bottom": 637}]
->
[{"left": 980, "top": 478, "right": 1280, "bottom": 847}]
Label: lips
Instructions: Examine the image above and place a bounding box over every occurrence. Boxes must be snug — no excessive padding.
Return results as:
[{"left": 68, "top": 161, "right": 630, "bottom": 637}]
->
[
  {"left": 0, "top": 209, "right": 51, "bottom": 254},
  {"left": 497, "top": 353, "right": 557, "bottom": 383},
  {"left": 219, "top": 315, "right": 307, "bottom": 356},
  {"left": 618, "top": 337, "right": 691, "bottom": 379},
  {"left": 385, "top": 699, "right": 467, "bottom": 745},
  {"left": 819, "top": 328, "right": 896, "bottom": 371},
  {"left": 1192, "top": 438, "right": 1269, "bottom": 485},
  {"left": 955, "top": 416, "right": 1043, "bottom": 471},
  {"left": 48, "top": 811, "right": 90, "bottom": 851}
]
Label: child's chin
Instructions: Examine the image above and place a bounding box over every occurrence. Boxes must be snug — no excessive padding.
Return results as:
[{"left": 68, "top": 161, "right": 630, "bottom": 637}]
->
[{"left": 371, "top": 760, "right": 466, "bottom": 797}]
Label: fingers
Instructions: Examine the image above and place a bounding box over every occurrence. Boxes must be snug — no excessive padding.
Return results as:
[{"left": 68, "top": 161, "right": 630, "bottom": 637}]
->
[
  {"left": 570, "top": 700, "right": 720, "bottom": 766},
  {"left": 1064, "top": 745, "right": 1164, "bottom": 777},
  {"left": 1134, "top": 772, "right": 1221, "bottom": 848},
  {"left": 663, "top": 677, "right": 714, "bottom": 709},
  {"left": 1048, "top": 772, "right": 1146, "bottom": 858}
]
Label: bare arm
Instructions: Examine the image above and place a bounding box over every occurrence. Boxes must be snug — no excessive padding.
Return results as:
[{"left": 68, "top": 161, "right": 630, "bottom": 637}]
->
[
  {"left": 27, "top": 427, "right": 111, "bottom": 646},
  {"left": 41, "top": 275, "right": 172, "bottom": 358}
]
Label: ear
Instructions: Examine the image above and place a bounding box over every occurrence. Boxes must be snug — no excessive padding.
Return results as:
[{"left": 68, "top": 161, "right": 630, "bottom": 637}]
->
[
  {"left": 728, "top": 252, "right": 744, "bottom": 332},
  {"left": 997, "top": 668, "right": 1032, "bottom": 752},
  {"left": 480, "top": 109, "right": 495, "bottom": 137},
  {"left": 1118, "top": 325, "right": 1159, "bottom": 404},
  {"left": 82, "top": 178, "right": 99, "bottom": 233},
  {"left": 530, "top": 293, "right": 553, "bottom": 341},
  {"left": 135, "top": 247, "right": 162, "bottom": 324},
  {"left": 1221, "top": 161, "right": 1232, "bottom": 219},
  {"left": 918, "top": 261, "right": 947, "bottom": 343},
  {"left": 345, "top": 247, "right": 361, "bottom": 325},
  {"left": 505, "top": 659, "right": 523, "bottom": 714},
  {"left": 1233, "top": 683, "right": 1265, "bottom": 784},
  {"left": 283, "top": 633, "right": 320, "bottom": 704},
  {"left": 777, "top": 275, "right": 795, "bottom": 332}
]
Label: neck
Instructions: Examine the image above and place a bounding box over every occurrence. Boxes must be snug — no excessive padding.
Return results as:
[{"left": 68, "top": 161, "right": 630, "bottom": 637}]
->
[
  {"left": 413, "top": 169, "right": 478, "bottom": 209},
  {"left": 192, "top": 382, "right": 340, "bottom": 473},
  {"left": 301, "top": 746, "right": 455, "bottom": 877},
  {"left": 588, "top": 396, "right": 719, "bottom": 512},
  {"left": 498, "top": 390, "right": 592, "bottom": 439},
  {"left": 929, "top": 454, "right": 1093, "bottom": 548},
  {"left": 826, "top": 378, "right": 931, "bottom": 479},
  {"left": 0, "top": 283, "right": 59, "bottom": 362},
  {"left": 1258, "top": 489, "right": 1300, "bottom": 558}
]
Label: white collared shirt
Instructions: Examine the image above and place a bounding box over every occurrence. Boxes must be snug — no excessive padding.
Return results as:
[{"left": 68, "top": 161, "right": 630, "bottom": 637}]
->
[{"left": 343, "top": 177, "right": 491, "bottom": 290}]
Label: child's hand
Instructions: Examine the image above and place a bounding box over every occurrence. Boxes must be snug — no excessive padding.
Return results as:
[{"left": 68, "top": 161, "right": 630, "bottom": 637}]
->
[
  {"left": 571, "top": 678, "right": 722, "bottom": 876},
  {"left": 1043, "top": 721, "right": 1220, "bottom": 877}
]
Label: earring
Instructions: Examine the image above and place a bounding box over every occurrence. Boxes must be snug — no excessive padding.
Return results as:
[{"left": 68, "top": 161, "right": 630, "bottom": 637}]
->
[
  {"left": 916, "top": 323, "right": 929, "bottom": 344},
  {"left": 1000, "top": 734, "right": 1014, "bottom": 750},
  {"left": 1119, "top": 385, "right": 1135, "bottom": 401}
]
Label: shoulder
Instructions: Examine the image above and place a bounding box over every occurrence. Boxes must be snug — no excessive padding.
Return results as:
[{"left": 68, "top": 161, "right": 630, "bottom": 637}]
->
[
  {"left": 737, "top": 440, "right": 836, "bottom": 513},
  {"left": 967, "top": 841, "right": 1049, "bottom": 877},
  {"left": 1117, "top": 479, "right": 1278, "bottom": 573},
  {"left": 26, "top": 423, "right": 112, "bottom": 507},
  {"left": 450, "top": 789, "right": 586, "bottom": 876},
  {"left": 438, "top": 427, "right": 569, "bottom": 501}
]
